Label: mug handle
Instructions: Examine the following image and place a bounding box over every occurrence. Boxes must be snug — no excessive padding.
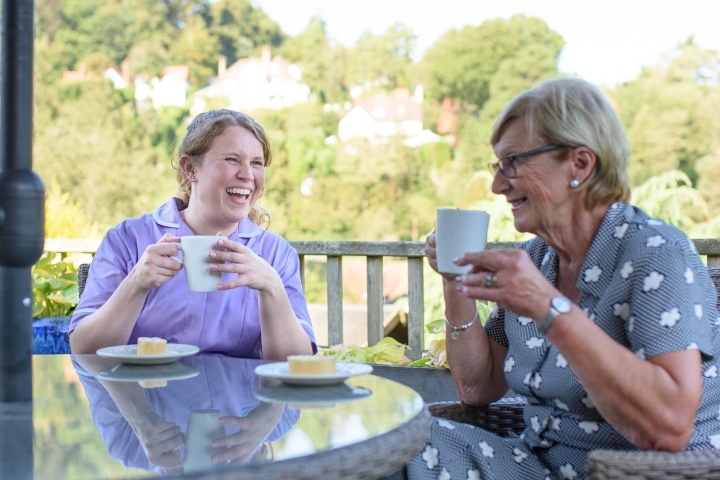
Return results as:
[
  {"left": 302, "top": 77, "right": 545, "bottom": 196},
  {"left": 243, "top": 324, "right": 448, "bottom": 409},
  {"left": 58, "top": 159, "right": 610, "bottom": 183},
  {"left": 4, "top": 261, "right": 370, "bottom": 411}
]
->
[{"left": 171, "top": 245, "right": 183, "bottom": 266}]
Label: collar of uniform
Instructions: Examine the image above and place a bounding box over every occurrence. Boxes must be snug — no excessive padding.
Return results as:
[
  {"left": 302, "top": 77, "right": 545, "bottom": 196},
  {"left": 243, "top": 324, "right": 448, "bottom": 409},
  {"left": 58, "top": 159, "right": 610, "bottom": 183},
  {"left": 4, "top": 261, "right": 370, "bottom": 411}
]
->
[
  {"left": 151, "top": 197, "right": 263, "bottom": 238},
  {"left": 574, "top": 202, "right": 635, "bottom": 298}
]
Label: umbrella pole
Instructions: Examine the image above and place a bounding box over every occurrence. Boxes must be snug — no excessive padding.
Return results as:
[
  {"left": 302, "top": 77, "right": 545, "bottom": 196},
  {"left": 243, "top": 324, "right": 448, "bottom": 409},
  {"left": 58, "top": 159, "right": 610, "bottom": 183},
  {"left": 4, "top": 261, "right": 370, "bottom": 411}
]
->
[{"left": 0, "top": 0, "right": 44, "bottom": 478}]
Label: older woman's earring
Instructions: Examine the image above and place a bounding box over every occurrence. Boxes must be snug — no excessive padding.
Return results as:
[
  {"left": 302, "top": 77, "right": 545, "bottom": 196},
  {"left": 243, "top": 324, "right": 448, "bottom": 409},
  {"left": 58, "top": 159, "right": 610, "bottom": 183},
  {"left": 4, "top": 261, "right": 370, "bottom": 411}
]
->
[
  {"left": 570, "top": 179, "right": 580, "bottom": 188},
  {"left": 190, "top": 175, "right": 196, "bottom": 180}
]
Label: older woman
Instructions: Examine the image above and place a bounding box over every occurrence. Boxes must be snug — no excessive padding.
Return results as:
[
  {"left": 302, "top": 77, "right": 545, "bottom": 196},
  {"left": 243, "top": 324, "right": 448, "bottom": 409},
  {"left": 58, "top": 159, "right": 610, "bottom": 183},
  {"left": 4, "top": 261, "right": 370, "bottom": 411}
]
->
[
  {"left": 393, "top": 78, "right": 720, "bottom": 480},
  {"left": 70, "top": 109, "right": 315, "bottom": 359}
]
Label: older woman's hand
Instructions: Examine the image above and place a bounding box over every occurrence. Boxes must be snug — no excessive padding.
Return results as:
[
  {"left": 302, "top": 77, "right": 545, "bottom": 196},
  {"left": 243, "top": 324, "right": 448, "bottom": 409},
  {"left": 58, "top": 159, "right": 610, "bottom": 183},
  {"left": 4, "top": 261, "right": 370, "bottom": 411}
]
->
[
  {"left": 455, "top": 249, "right": 559, "bottom": 320},
  {"left": 207, "top": 236, "right": 282, "bottom": 293},
  {"left": 130, "top": 233, "right": 182, "bottom": 291}
]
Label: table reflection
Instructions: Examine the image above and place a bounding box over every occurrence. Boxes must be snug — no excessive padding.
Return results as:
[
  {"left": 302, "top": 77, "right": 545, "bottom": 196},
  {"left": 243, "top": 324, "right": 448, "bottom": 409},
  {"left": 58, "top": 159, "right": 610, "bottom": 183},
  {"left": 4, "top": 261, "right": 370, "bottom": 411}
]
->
[{"left": 72, "top": 354, "right": 298, "bottom": 475}]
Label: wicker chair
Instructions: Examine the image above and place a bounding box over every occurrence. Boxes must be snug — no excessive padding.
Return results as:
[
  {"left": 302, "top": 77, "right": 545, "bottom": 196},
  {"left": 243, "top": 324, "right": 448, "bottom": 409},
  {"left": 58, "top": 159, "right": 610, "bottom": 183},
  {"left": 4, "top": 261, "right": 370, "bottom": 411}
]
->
[
  {"left": 428, "top": 266, "right": 720, "bottom": 480},
  {"left": 78, "top": 263, "right": 90, "bottom": 298}
]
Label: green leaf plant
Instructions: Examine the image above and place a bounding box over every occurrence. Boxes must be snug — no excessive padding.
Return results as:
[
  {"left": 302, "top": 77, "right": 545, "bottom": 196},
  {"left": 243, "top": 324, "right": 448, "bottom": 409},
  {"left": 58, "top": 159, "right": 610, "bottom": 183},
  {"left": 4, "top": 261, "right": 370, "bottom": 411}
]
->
[{"left": 32, "top": 252, "right": 79, "bottom": 318}]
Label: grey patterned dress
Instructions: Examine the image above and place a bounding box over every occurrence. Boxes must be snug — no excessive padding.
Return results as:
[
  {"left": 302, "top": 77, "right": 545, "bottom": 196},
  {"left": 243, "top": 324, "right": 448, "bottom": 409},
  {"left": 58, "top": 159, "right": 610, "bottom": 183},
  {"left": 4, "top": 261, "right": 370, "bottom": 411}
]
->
[{"left": 387, "top": 203, "right": 720, "bottom": 480}]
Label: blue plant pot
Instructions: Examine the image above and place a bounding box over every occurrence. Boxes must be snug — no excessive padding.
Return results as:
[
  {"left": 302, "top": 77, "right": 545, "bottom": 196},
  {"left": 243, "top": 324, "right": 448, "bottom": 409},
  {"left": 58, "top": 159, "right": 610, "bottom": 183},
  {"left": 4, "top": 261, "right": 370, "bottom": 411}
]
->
[{"left": 33, "top": 316, "right": 71, "bottom": 354}]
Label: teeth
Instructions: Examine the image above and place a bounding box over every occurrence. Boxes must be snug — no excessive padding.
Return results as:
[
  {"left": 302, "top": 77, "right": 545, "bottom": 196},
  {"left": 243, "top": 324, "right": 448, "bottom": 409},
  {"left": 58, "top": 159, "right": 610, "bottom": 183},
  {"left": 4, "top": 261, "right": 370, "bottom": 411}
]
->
[
  {"left": 511, "top": 200, "right": 525, "bottom": 207},
  {"left": 227, "top": 188, "right": 250, "bottom": 195}
]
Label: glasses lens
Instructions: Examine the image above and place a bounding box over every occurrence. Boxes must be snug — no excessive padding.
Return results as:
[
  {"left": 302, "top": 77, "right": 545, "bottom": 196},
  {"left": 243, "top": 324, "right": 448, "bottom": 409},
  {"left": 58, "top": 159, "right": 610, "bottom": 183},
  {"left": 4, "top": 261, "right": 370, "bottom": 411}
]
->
[{"left": 499, "top": 158, "right": 515, "bottom": 177}]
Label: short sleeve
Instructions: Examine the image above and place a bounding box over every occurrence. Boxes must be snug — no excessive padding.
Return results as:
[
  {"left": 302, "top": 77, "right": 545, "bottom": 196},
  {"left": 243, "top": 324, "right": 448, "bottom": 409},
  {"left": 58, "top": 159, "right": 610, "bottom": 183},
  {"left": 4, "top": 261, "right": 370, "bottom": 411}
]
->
[
  {"left": 268, "top": 242, "right": 317, "bottom": 353},
  {"left": 624, "top": 238, "right": 716, "bottom": 360},
  {"left": 69, "top": 228, "right": 135, "bottom": 333},
  {"left": 485, "top": 305, "right": 509, "bottom": 348}
]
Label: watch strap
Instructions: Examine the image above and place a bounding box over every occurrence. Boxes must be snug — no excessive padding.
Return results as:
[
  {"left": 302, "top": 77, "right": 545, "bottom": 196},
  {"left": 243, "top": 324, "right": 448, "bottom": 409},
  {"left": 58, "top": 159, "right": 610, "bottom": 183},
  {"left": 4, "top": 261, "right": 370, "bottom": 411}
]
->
[{"left": 538, "top": 308, "right": 559, "bottom": 335}]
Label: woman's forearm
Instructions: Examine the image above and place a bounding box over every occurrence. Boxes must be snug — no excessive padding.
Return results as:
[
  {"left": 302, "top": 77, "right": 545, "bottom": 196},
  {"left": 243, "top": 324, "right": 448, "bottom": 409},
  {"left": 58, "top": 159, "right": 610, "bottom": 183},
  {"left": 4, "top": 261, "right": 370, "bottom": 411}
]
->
[
  {"left": 548, "top": 307, "right": 701, "bottom": 451},
  {"left": 257, "top": 280, "right": 313, "bottom": 360},
  {"left": 70, "top": 269, "right": 150, "bottom": 353},
  {"left": 444, "top": 280, "right": 509, "bottom": 405}
]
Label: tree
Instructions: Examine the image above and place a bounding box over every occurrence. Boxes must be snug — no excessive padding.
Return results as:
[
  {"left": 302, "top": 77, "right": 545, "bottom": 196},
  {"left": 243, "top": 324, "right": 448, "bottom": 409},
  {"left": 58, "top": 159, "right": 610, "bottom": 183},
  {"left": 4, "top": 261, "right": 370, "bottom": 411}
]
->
[
  {"left": 345, "top": 23, "right": 416, "bottom": 90},
  {"left": 421, "top": 15, "right": 564, "bottom": 109}
]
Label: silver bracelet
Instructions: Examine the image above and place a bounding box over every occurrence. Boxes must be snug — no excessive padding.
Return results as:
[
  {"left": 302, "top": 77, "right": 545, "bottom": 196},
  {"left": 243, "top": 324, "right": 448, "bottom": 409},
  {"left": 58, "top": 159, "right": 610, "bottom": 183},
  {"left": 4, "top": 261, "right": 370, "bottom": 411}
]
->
[{"left": 445, "top": 308, "right": 479, "bottom": 340}]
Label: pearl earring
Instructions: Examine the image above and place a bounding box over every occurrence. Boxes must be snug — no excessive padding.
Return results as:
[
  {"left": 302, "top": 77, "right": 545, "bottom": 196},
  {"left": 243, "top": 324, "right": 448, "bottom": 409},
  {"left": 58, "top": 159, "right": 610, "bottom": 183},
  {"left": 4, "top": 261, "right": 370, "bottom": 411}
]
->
[
  {"left": 570, "top": 179, "right": 580, "bottom": 188},
  {"left": 190, "top": 176, "right": 195, "bottom": 180}
]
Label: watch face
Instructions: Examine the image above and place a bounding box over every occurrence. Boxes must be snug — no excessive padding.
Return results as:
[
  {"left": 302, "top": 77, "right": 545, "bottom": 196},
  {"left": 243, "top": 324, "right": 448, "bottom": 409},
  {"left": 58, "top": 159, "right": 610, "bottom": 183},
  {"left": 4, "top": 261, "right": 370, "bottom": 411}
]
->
[{"left": 552, "top": 296, "right": 572, "bottom": 313}]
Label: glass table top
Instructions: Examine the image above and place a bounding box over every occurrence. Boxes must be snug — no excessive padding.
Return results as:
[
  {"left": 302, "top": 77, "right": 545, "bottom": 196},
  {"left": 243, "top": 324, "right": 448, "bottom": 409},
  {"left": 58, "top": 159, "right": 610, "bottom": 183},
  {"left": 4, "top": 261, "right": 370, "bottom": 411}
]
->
[{"left": 29, "top": 354, "right": 424, "bottom": 479}]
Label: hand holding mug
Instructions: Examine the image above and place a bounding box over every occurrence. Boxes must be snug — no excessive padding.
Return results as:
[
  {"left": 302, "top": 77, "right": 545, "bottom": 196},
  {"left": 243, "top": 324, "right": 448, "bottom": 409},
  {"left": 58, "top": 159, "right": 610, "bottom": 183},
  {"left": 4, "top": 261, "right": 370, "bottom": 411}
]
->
[
  {"left": 207, "top": 238, "right": 281, "bottom": 293},
  {"left": 131, "top": 412, "right": 184, "bottom": 469},
  {"left": 130, "top": 233, "right": 182, "bottom": 291},
  {"left": 208, "top": 403, "right": 284, "bottom": 465}
]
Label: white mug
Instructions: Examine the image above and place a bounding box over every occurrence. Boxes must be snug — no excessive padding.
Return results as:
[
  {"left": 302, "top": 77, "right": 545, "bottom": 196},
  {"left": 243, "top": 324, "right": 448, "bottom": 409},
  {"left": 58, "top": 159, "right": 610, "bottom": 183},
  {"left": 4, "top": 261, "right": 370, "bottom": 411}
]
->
[
  {"left": 177, "top": 236, "right": 226, "bottom": 292},
  {"left": 183, "top": 409, "right": 226, "bottom": 474},
  {"left": 435, "top": 208, "right": 490, "bottom": 275}
]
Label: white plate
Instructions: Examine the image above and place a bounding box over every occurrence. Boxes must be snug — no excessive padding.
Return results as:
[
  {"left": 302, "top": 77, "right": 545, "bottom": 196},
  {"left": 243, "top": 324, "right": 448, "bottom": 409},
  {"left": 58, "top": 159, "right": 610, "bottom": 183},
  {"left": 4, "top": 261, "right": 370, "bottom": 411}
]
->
[
  {"left": 98, "top": 362, "right": 200, "bottom": 382},
  {"left": 254, "top": 362, "right": 373, "bottom": 386},
  {"left": 96, "top": 344, "right": 200, "bottom": 365}
]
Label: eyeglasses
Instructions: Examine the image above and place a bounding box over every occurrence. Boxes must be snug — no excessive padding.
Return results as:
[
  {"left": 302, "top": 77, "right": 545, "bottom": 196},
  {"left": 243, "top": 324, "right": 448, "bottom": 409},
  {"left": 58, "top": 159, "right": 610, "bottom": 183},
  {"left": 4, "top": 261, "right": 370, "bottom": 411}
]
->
[{"left": 488, "top": 145, "right": 572, "bottom": 178}]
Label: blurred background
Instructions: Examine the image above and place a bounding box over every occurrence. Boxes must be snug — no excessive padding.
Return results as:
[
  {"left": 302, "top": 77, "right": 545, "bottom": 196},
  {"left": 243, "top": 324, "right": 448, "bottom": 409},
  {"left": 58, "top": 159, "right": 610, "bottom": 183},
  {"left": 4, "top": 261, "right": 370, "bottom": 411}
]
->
[{"left": 33, "top": 0, "right": 720, "bottom": 313}]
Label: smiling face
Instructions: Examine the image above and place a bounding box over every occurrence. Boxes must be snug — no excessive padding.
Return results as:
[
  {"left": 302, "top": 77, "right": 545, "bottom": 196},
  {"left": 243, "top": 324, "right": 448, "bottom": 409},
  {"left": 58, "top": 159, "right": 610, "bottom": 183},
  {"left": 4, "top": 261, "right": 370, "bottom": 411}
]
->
[
  {"left": 491, "top": 117, "right": 574, "bottom": 236},
  {"left": 183, "top": 125, "right": 265, "bottom": 234}
]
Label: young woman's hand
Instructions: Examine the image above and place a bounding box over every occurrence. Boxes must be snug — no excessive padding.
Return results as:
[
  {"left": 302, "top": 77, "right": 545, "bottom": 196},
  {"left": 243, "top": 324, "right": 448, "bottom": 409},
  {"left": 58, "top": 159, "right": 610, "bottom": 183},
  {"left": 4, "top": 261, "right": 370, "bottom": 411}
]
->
[
  {"left": 129, "top": 233, "right": 182, "bottom": 292},
  {"left": 207, "top": 236, "right": 282, "bottom": 293}
]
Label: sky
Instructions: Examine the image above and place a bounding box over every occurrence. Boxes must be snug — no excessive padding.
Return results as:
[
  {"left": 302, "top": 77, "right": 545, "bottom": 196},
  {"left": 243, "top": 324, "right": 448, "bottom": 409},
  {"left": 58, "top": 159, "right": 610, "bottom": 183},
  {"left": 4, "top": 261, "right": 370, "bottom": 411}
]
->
[{"left": 251, "top": 0, "right": 720, "bottom": 87}]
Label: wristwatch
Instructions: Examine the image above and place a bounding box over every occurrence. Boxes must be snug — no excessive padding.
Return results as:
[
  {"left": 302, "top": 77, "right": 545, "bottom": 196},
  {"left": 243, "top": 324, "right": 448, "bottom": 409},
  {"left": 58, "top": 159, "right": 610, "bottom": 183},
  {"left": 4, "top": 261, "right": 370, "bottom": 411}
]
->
[{"left": 538, "top": 296, "right": 572, "bottom": 335}]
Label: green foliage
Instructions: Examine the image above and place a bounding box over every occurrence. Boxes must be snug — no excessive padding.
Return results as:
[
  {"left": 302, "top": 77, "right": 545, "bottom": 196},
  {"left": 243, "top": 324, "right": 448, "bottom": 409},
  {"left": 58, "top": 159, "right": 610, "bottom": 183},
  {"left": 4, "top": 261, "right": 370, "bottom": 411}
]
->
[
  {"left": 45, "top": 179, "right": 102, "bottom": 239},
  {"left": 32, "top": 252, "right": 79, "bottom": 318},
  {"left": 317, "top": 337, "right": 409, "bottom": 364},
  {"left": 421, "top": 14, "right": 564, "bottom": 109},
  {"left": 346, "top": 23, "right": 417, "bottom": 90}
]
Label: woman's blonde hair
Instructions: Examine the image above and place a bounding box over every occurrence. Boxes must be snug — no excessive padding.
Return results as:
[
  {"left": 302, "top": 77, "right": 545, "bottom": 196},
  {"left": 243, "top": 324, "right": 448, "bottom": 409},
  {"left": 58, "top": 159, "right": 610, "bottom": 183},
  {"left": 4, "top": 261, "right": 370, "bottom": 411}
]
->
[
  {"left": 490, "top": 77, "right": 631, "bottom": 207},
  {"left": 174, "top": 109, "right": 272, "bottom": 229}
]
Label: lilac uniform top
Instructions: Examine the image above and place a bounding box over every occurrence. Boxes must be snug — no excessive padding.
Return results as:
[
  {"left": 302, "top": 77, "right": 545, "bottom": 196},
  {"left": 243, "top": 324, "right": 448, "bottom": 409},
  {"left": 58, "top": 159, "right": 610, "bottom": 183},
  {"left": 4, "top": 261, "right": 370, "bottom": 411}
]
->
[{"left": 70, "top": 198, "right": 316, "bottom": 357}]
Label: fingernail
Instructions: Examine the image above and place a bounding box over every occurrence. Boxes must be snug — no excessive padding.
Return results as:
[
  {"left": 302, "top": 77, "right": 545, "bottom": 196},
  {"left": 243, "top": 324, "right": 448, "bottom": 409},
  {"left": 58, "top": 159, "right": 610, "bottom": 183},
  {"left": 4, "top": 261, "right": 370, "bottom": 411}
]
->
[
  {"left": 211, "top": 441, "right": 219, "bottom": 447},
  {"left": 209, "top": 251, "right": 216, "bottom": 258},
  {"left": 209, "top": 264, "right": 217, "bottom": 270},
  {"left": 456, "top": 285, "right": 463, "bottom": 292},
  {"left": 455, "top": 276, "right": 463, "bottom": 282},
  {"left": 453, "top": 256, "right": 461, "bottom": 264},
  {"left": 216, "top": 284, "right": 224, "bottom": 290},
  {"left": 217, "top": 240, "right": 224, "bottom": 246}
]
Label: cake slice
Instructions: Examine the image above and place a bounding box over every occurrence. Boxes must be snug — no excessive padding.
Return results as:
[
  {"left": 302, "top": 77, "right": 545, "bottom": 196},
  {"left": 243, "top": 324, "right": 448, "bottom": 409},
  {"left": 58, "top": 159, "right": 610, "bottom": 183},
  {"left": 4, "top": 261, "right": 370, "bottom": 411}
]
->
[
  {"left": 138, "top": 380, "right": 167, "bottom": 388},
  {"left": 137, "top": 337, "right": 167, "bottom": 355},
  {"left": 287, "top": 355, "right": 336, "bottom": 375}
]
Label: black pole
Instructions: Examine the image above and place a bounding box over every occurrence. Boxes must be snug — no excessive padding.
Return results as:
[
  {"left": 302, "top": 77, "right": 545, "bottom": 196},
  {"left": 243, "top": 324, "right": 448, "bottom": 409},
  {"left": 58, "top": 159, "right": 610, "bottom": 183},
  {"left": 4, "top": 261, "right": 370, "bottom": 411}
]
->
[{"left": 0, "top": 0, "right": 44, "bottom": 477}]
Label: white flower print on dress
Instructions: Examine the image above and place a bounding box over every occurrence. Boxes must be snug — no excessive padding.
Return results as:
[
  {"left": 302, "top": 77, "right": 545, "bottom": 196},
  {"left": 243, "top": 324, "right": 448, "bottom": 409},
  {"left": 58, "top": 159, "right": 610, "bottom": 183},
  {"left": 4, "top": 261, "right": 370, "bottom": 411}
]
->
[
  {"left": 613, "top": 302, "right": 630, "bottom": 320},
  {"left": 504, "top": 356, "right": 516, "bottom": 373},
  {"left": 523, "top": 372, "right": 543, "bottom": 389},
  {"left": 549, "top": 416, "right": 561, "bottom": 430},
  {"left": 685, "top": 267, "right": 694, "bottom": 284},
  {"left": 581, "top": 396, "right": 595, "bottom": 409},
  {"left": 556, "top": 353, "right": 568, "bottom": 368},
  {"left": 635, "top": 348, "right": 646, "bottom": 360},
  {"left": 542, "top": 251, "right": 551, "bottom": 265},
  {"left": 422, "top": 445, "right": 439, "bottom": 469},
  {"left": 646, "top": 235, "right": 667, "bottom": 248},
  {"left": 478, "top": 441, "right": 494, "bottom": 458},
  {"left": 490, "top": 306, "right": 499, "bottom": 320},
  {"left": 578, "top": 421, "right": 599, "bottom": 434},
  {"left": 660, "top": 308, "right": 681, "bottom": 327},
  {"left": 517, "top": 316, "right": 533, "bottom": 326},
  {"left": 647, "top": 219, "right": 663, "bottom": 226},
  {"left": 620, "top": 261, "right": 634, "bottom": 279},
  {"left": 704, "top": 366, "right": 718, "bottom": 378},
  {"left": 689, "top": 238, "right": 697, "bottom": 254},
  {"left": 695, "top": 305, "right": 703, "bottom": 318},
  {"left": 530, "top": 415, "right": 541, "bottom": 432},
  {"left": 687, "top": 342, "right": 699, "bottom": 350},
  {"left": 467, "top": 469, "right": 481, "bottom": 480},
  {"left": 513, "top": 448, "right": 528, "bottom": 463},
  {"left": 559, "top": 463, "right": 578, "bottom": 479},
  {"left": 584, "top": 266, "right": 602, "bottom": 282},
  {"left": 643, "top": 271, "right": 664, "bottom": 291},
  {"left": 554, "top": 398, "right": 570, "bottom": 411},
  {"left": 716, "top": 406, "right": 720, "bottom": 421},
  {"left": 437, "top": 419, "right": 456, "bottom": 430},
  {"left": 710, "top": 434, "right": 720, "bottom": 449},
  {"left": 628, "top": 316, "right": 635, "bottom": 333},
  {"left": 614, "top": 223, "right": 629, "bottom": 238},
  {"left": 438, "top": 468, "right": 451, "bottom": 480},
  {"left": 526, "top": 337, "right": 545, "bottom": 349}
]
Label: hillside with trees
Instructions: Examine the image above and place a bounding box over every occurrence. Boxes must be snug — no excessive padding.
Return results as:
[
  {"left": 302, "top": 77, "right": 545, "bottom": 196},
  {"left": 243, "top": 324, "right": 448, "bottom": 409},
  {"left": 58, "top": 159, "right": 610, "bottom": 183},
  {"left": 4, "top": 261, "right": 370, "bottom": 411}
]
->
[{"left": 32, "top": 1, "right": 720, "bottom": 242}]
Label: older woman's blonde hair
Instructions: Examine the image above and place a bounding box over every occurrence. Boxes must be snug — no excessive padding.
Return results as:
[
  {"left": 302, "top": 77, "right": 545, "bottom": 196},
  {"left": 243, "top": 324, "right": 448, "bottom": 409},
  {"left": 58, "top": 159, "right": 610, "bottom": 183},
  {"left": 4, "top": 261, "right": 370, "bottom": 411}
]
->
[
  {"left": 174, "top": 109, "right": 272, "bottom": 229},
  {"left": 490, "top": 77, "right": 631, "bottom": 207}
]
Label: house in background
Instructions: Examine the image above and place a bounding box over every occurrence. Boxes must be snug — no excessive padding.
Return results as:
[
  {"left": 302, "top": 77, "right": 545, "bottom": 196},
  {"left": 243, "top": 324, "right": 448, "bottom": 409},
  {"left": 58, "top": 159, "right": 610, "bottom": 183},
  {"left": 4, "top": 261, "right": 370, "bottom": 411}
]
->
[
  {"left": 62, "top": 59, "right": 131, "bottom": 89},
  {"left": 191, "top": 46, "right": 310, "bottom": 115},
  {"left": 135, "top": 65, "right": 190, "bottom": 109},
  {"left": 338, "top": 88, "right": 439, "bottom": 146}
]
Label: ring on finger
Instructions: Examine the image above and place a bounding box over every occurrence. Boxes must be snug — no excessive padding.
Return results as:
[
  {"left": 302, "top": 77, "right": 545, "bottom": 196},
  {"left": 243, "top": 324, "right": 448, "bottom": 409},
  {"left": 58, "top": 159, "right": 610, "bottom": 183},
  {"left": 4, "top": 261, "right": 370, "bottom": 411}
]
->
[{"left": 486, "top": 272, "right": 497, "bottom": 289}]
